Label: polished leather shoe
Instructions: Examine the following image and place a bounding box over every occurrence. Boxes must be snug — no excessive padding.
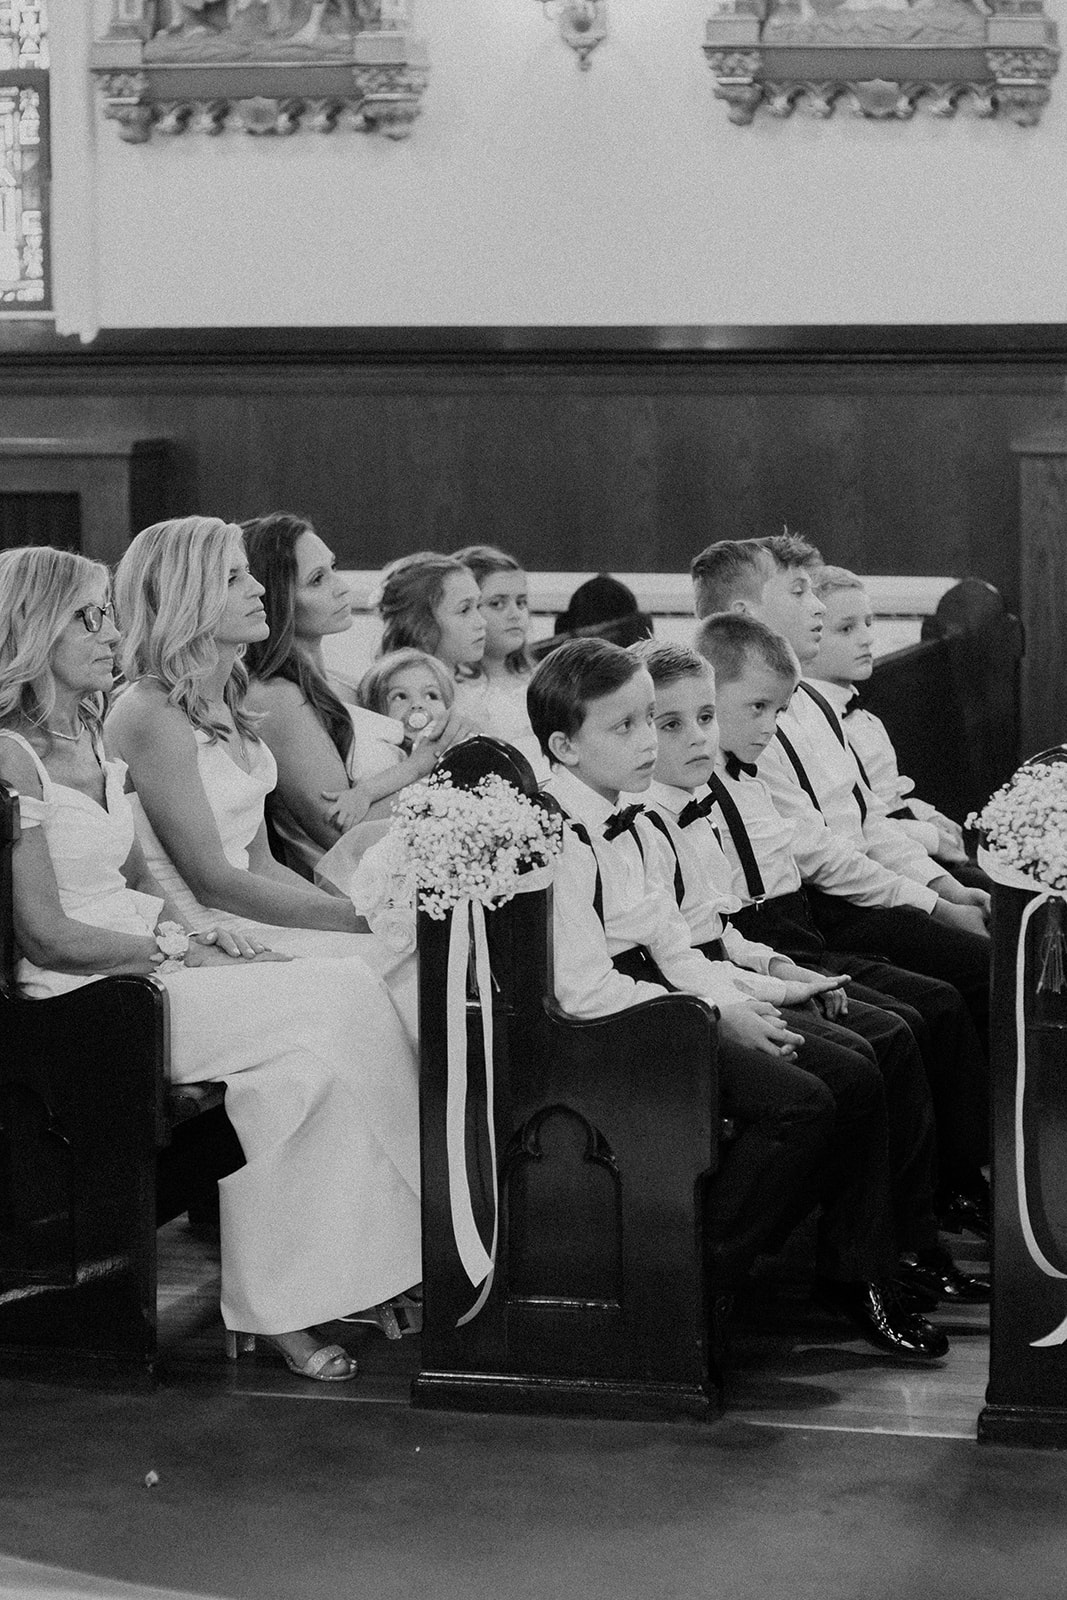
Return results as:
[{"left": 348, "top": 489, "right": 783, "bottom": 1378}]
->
[
  {"left": 898, "top": 1250, "right": 990, "bottom": 1306},
  {"left": 938, "top": 1190, "right": 990, "bottom": 1240},
  {"left": 812, "top": 1279, "right": 950, "bottom": 1360}
]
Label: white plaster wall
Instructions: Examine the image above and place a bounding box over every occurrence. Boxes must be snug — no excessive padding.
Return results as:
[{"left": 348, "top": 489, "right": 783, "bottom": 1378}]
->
[{"left": 64, "top": 0, "right": 1067, "bottom": 329}]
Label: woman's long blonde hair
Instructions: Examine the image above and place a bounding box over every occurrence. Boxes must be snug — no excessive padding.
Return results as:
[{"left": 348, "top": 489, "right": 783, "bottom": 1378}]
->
[
  {"left": 115, "top": 517, "right": 258, "bottom": 743},
  {"left": 0, "top": 545, "right": 110, "bottom": 745}
]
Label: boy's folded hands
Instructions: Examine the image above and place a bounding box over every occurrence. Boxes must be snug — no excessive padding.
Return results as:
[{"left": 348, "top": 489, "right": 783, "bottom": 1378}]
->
[{"left": 719, "top": 1000, "right": 804, "bottom": 1062}]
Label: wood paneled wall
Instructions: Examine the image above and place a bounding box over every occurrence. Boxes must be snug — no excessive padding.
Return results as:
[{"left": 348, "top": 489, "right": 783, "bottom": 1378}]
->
[{"left": 1, "top": 327, "right": 1064, "bottom": 606}]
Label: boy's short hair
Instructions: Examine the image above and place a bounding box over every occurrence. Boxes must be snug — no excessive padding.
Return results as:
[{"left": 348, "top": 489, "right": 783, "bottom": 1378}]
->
[
  {"left": 690, "top": 540, "right": 772, "bottom": 620},
  {"left": 629, "top": 638, "right": 710, "bottom": 692},
  {"left": 813, "top": 563, "right": 865, "bottom": 600},
  {"left": 694, "top": 612, "right": 800, "bottom": 691},
  {"left": 757, "top": 532, "right": 822, "bottom": 572},
  {"left": 690, "top": 532, "right": 823, "bottom": 620},
  {"left": 527, "top": 637, "right": 643, "bottom": 760}
]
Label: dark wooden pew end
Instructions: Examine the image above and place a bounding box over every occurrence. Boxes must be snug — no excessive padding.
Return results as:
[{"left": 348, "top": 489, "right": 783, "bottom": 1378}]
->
[
  {"left": 411, "top": 738, "right": 722, "bottom": 1423},
  {"left": 0, "top": 779, "right": 242, "bottom": 1388}
]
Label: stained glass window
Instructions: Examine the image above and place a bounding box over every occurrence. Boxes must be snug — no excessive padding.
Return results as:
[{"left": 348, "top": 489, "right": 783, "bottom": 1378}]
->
[{"left": 0, "top": 1, "right": 47, "bottom": 309}]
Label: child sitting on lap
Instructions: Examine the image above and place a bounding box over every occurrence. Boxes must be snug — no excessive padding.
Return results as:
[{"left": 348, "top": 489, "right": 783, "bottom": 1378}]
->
[{"left": 526, "top": 637, "right": 948, "bottom": 1360}]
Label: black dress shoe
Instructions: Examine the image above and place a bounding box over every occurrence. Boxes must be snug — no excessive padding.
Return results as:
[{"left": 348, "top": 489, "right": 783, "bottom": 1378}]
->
[
  {"left": 892, "top": 1265, "right": 939, "bottom": 1314},
  {"left": 812, "top": 1279, "right": 950, "bottom": 1360},
  {"left": 898, "top": 1250, "right": 991, "bottom": 1306},
  {"left": 938, "top": 1190, "right": 990, "bottom": 1240}
]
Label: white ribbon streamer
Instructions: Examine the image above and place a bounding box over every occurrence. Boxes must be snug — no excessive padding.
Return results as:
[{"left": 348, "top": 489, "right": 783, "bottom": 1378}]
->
[
  {"left": 442, "top": 866, "right": 556, "bottom": 1329},
  {"left": 445, "top": 898, "right": 496, "bottom": 1324},
  {"left": 980, "top": 849, "right": 1067, "bottom": 1347}
]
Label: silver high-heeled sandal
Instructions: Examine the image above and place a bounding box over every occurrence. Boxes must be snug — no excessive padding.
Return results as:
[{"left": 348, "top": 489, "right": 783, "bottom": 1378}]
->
[
  {"left": 224, "top": 1329, "right": 358, "bottom": 1382},
  {"left": 339, "top": 1302, "right": 404, "bottom": 1339}
]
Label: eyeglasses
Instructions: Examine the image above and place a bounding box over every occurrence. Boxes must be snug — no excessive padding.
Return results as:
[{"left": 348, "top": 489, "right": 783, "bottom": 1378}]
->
[{"left": 74, "top": 602, "right": 116, "bottom": 634}]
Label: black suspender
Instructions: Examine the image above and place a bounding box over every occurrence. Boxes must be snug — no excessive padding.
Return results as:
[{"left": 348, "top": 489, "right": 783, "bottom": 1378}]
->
[
  {"left": 787, "top": 683, "right": 869, "bottom": 823},
  {"left": 708, "top": 775, "right": 766, "bottom": 904},
  {"left": 566, "top": 819, "right": 605, "bottom": 925},
  {"left": 643, "top": 809, "right": 685, "bottom": 907},
  {"left": 774, "top": 729, "right": 823, "bottom": 812}
]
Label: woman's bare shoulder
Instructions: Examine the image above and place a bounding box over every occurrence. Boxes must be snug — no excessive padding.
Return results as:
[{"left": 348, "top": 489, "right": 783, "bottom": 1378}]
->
[
  {"left": 247, "top": 676, "right": 306, "bottom": 715},
  {"left": 0, "top": 729, "right": 45, "bottom": 799},
  {"left": 106, "top": 681, "right": 193, "bottom": 753}
]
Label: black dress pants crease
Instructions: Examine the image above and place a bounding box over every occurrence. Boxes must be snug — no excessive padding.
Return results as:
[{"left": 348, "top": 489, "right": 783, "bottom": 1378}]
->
[{"left": 730, "top": 891, "right": 990, "bottom": 1193}]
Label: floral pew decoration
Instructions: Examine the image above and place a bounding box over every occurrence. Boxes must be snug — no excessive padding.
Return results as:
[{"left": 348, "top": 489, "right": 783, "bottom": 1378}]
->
[
  {"left": 337, "top": 757, "right": 563, "bottom": 1326},
  {"left": 970, "top": 750, "right": 1067, "bottom": 1348}
]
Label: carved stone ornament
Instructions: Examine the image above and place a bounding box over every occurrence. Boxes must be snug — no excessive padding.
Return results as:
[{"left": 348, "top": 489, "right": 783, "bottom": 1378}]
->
[
  {"left": 90, "top": 0, "right": 429, "bottom": 140},
  {"left": 704, "top": 0, "right": 1059, "bottom": 124}
]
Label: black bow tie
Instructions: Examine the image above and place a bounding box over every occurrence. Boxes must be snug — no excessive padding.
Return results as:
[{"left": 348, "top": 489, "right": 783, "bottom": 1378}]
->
[
  {"left": 677, "top": 791, "right": 717, "bottom": 829},
  {"left": 603, "top": 803, "right": 645, "bottom": 841},
  {"left": 724, "top": 753, "right": 758, "bottom": 781},
  {"left": 843, "top": 691, "right": 866, "bottom": 719}
]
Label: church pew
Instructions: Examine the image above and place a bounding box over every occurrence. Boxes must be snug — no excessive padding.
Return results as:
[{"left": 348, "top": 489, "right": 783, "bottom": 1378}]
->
[
  {"left": 0, "top": 780, "right": 242, "bottom": 1387},
  {"left": 862, "top": 578, "right": 1022, "bottom": 825},
  {"left": 412, "top": 738, "right": 722, "bottom": 1422}
]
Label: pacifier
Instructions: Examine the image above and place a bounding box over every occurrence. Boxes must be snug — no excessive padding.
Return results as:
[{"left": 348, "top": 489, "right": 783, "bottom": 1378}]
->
[{"left": 406, "top": 709, "right": 431, "bottom": 732}]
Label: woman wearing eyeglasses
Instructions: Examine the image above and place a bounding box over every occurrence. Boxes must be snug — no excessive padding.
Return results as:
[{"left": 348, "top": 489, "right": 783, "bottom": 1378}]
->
[{"left": 0, "top": 543, "right": 421, "bottom": 1382}]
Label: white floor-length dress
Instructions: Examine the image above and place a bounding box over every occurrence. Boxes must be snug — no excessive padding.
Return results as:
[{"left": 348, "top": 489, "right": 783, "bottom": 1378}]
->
[{"left": 1, "top": 729, "right": 422, "bottom": 1335}]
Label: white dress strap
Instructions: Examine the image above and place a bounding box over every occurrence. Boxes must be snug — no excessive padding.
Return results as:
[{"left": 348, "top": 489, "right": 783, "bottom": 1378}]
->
[
  {"left": 0, "top": 728, "right": 53, "bottom": 828},
  {"left": 0, "top": 727, "right": 52, "bottom": 785}
]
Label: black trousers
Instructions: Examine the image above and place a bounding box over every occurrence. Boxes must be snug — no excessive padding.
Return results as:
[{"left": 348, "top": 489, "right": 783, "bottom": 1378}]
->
[
  {"left": 614, "top": 943, "right": 898, "bottom": 1288},
  {"left": 696, "top": 937, "right": 938, "bottom": 1258},
  {"left": 730, "top": 891, "right": 989, "bottom": 1193},
  {"left": 784, "top": 998, "right": 939, "bottom": 1255},
  {"left": 807, "top": 887, "right": 990, "bottom": 1056}
]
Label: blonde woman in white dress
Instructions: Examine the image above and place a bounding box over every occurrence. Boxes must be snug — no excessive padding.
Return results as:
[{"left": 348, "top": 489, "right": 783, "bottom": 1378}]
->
[{"left": 0, "top": 545, "right": 421, "bottom": 1382}]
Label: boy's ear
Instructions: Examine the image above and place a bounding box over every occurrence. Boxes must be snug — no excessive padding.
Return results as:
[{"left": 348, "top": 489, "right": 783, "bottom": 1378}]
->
[
  {"left": 547, "top": 729, "right": 579, "bottom": 768},
  {"left": 729, "top": 597, "right": 754, "bottom": 618}
]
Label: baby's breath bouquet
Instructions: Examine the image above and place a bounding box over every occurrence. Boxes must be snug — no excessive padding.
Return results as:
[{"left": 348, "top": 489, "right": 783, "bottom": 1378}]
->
[
  {"left": 397, "top": 770, "right": 562, "bottom": 919},
  {"left": 968, "top": 760, "right": 1067, "bottom": 892},
  {"left": 350, "top": 771, "right": 562, "bottom": 946}
]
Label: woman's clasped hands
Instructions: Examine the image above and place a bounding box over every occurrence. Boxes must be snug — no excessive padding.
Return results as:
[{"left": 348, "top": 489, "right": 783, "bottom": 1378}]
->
[{"left": 171, "top": 927, "right": 293, "bottom": 968}]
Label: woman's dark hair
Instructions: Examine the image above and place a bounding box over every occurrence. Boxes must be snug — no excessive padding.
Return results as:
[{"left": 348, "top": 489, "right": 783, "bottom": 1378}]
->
[
  {"left": 527, "top": 637, "right": 642, "bottom": 761},
  {"left": 241, "top": 512, "right": 353, "bottom": 765},
  {"left": 452, "top": 543, "right": 530, "bottom": 677}
]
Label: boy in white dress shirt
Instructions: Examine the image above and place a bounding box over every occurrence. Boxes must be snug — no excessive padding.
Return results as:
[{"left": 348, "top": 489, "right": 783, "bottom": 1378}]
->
[
  {"left": 526, "top": 636, "right": 950, "bottom": 1358},
  {"left": 808, "top": 565, "right": 988, "bottom": 884},
  {"left": 690, "top": 533, "right": 991, "bottom": 1052},
  {"left": 695, "top": 610, "right": 992, "bottom": 1252},
  {"left": 635, "top": 637, "right": 987, "bottom": 1307}
]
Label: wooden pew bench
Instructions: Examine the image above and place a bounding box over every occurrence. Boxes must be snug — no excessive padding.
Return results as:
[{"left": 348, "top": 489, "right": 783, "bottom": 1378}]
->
[
  {"left": 412, "top": 737, "right": 722, "bottom": 1422},
  {"left": 863, "top": 578, "right": 1022, "bottom": 825},
  {"left": 0, "top": 780, "right": 242, "bottom": 1386}
]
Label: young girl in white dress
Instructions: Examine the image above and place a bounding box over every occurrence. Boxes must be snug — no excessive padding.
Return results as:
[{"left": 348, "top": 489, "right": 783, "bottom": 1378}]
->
[
  {"left": 0, "top": 544, "right": 421, "bottom": 1382},
  {"left": 241, "top": 514, "right": 469, "bottom": 874}
]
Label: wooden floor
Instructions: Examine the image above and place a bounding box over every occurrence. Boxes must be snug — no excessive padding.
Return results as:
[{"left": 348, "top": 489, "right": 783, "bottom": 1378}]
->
[{"left": 157, "top": 1221, "right": 990, "bottom": 1438}]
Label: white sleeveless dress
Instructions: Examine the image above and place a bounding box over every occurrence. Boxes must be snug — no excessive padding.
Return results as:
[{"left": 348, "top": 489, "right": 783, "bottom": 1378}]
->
[
  {"left": 128, "top": 728, "right": 419, "bottom": 1037},
  {"left": 0, "top": 729, "right": 422, "bottom": 1335}
]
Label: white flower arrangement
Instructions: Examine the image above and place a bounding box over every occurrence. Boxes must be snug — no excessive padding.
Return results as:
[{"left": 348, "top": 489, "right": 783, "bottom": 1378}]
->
[
  {"left": 968, "top": 760, "right": 1067, "bottom": 891},
  {"left": 349, "top": 771, "right": 563, "bottom": 947}
]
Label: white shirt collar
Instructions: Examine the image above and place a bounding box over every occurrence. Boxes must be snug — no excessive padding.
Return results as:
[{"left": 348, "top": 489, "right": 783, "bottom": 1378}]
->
[
  {"left": 545, "top": 766, "right": 620, "bottom": 830},
  {"left": 644, "top": 778, "right": 700, "bottom": 817},
  {"left": 804, "top": 676, "right": 856, "bottom": 713}
]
